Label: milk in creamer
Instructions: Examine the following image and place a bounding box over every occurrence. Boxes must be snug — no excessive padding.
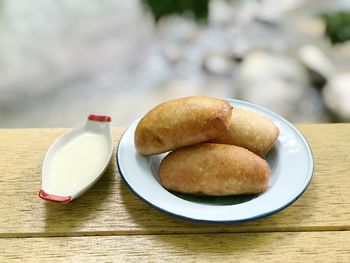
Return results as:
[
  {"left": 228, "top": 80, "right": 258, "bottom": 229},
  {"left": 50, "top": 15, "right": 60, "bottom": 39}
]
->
[{"left": 47, "top": 133, "right": 109, "bottom": 196}]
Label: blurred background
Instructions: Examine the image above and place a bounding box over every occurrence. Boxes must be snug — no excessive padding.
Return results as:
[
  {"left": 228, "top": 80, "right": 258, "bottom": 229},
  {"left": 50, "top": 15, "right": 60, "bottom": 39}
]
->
[{"left": 0, "top": 0, "right": 350, "bottom": 127}]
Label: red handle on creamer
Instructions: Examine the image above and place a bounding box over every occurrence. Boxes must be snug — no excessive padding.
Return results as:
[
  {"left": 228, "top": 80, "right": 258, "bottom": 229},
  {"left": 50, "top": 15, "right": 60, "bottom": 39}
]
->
[{"left": 39, "top": 189, "right": 71, "bottom": 204}]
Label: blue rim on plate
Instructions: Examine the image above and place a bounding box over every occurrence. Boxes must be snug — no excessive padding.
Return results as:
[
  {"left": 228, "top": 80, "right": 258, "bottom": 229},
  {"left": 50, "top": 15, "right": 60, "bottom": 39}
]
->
[{"left": 117, "top": 99, "right": 314, "bottom": 223}]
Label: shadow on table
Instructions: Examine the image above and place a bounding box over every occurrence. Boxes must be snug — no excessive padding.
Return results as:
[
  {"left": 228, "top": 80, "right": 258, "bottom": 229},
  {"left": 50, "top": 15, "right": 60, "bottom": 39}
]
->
[{"left": 43, "top": 159, "right": 116, "bottom": 233}]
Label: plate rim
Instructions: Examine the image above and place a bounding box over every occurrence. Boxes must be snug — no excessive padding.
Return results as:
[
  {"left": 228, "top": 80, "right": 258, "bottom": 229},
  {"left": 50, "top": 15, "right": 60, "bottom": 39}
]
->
[{"left": 116, "top": 98, "right": 314, "bottom": 223}]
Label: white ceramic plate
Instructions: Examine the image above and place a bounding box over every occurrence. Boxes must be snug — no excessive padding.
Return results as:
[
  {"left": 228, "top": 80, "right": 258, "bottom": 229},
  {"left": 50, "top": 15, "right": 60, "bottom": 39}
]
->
[{"left": 117, "top": 99, "right": 314, "bottom": 222}]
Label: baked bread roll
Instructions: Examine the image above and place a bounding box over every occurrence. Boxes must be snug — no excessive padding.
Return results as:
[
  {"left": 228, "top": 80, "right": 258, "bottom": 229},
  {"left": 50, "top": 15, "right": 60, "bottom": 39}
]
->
[
  {"left": 212, "top": 107, "right": 279, "bottom": 156},
  {"left": 160, "top": 143, "right": 270, "bottom": 195},
  {"left": 135, "top": 96, "right": 232, "bottom": 155}
]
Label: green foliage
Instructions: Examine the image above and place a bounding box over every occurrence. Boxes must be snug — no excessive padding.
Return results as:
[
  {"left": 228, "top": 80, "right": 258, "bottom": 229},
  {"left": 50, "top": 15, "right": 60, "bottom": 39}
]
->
[
  {"left": 323, "top": 12, "right": 350, "bottom": 44},
  {"left": 141, "top": 0, "right": 209, "bottom": 22}
]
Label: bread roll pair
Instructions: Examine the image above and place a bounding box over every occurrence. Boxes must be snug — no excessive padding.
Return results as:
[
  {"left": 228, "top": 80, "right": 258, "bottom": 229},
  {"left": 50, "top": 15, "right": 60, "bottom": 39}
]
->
[{"left": 134, "top": 96, "right": 279, "bottom": 196}]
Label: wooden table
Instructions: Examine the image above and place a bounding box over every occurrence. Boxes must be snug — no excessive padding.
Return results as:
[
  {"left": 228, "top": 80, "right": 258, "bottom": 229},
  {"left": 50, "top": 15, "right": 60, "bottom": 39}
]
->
[{"left": 0, "top": 125, "right": 349, "bottom": 262}]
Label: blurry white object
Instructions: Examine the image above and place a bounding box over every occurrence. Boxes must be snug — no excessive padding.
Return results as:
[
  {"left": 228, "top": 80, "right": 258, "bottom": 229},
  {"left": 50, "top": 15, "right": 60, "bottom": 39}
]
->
[
  {"left": 323, "top": 73, "right": 350, "bottom": 121},
  {"left": 237, "top": 50, "right": 308, "bottom": 119},
  {"left": 298, "top": 45, "right": 336, "bottom": 80},
  {"left": 202, "top": 53, "right": 235, "bottom": 75},
  {"left": 209, "top": 0, "right": 234, "bottom": 25}
]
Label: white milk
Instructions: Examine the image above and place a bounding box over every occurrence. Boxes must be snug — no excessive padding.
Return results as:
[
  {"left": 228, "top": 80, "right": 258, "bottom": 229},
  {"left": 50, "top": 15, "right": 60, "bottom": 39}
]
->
[{"left": 47, "top": 133, "right": 109, "bottom": 196}]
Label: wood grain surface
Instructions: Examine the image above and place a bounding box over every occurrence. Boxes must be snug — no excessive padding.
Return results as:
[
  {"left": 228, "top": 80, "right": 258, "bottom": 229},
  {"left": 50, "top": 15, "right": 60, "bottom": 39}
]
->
[
  {"left": 0, "top": 125, "right": 349, "bottom": 238},
  {"left": 1, "top": 231, "right": 349, "bottom": 262}
]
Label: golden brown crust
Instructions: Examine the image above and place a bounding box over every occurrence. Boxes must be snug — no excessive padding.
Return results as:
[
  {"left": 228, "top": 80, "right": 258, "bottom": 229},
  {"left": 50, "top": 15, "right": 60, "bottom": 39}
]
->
[
  {"left": 160, "top": 143, "right": 270, "bottom": 196},
  {"left": 134, "top": 96, "right": 232, "bottom": 155},
  {"left": 212, "top": 107, "right": 279, "bottom": 156}
]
